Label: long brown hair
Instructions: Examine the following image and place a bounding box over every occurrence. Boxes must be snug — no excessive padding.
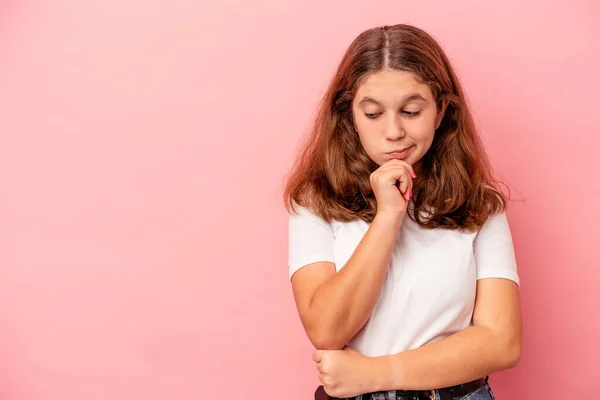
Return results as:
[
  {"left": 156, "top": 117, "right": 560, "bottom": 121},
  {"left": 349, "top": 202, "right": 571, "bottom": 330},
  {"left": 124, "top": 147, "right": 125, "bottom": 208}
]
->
[{"left": 283, "top": 24, "right": 508, "bottom": 231}]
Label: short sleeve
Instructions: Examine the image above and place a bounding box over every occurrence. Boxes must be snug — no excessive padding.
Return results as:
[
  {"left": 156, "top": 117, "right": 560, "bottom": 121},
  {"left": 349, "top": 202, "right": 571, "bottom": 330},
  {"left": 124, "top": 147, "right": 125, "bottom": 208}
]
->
[
  {"left": 288, "top": 205, "right": 335, "bottom": 279},
  {"left": 474, "top": 212, "right": 520, "bottom": 286}
]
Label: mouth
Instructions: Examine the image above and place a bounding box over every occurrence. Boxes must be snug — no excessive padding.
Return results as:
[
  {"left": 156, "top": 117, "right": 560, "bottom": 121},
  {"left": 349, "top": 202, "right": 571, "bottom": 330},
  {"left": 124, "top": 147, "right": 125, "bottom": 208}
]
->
[{"left": 386, "top": 146, "right": 413, "bottom": 159}]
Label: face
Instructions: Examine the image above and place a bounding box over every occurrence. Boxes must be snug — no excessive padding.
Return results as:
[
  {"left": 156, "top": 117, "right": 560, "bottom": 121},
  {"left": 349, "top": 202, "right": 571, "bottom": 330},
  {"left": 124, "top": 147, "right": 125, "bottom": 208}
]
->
[{"left": 351, "top": 68, "right": 445, "bottom": 168}]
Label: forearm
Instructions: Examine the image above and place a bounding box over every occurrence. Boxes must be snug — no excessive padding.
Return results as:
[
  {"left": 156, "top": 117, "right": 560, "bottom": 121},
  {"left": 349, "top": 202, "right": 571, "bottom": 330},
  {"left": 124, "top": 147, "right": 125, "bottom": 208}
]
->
[
  {"left": 309, "top": 215, "right": 401, "bottom": 350},
  {"left": 373, "top": 326, "right": 521, "bottom": 391}
]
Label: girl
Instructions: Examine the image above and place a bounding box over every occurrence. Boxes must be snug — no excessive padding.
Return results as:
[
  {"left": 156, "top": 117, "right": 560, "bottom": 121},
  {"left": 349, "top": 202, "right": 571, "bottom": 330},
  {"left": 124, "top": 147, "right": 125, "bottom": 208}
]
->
[{"left": 283, "top": 24, "right": 522, "bottom": 400}]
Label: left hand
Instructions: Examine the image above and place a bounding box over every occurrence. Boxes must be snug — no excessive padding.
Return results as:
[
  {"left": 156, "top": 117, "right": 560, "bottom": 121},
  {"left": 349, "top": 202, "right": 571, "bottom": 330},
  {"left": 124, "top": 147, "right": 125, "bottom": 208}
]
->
[{"left": 312, "top": 346, "right": 378, "bottom": 398}]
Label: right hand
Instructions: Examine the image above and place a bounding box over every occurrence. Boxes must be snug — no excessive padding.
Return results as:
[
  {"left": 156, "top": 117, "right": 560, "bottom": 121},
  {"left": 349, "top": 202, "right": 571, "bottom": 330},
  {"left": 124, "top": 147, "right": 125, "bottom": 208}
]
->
[{"left": 370, "top": 159, "right": 416, "bottom": 220}]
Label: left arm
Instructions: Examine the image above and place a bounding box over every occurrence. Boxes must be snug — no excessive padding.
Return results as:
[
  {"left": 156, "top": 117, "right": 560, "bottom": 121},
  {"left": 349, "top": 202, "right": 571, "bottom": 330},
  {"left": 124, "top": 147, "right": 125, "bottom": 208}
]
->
[
  {"left": 313, "top": 278, "right": 522, "bottom": 397},
  {"left": 374, "top": 277, "right": 522, "bottom": 390}
]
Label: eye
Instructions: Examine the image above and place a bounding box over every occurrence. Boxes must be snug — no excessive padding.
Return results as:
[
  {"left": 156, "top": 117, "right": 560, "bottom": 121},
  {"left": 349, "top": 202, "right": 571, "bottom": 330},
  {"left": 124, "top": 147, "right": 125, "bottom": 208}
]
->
[
  {"left": 365, "top": 113, "right": 381, "bottom": 119},
  {"left": 401, "top": 110, "right": 421, "bottom": 118}
]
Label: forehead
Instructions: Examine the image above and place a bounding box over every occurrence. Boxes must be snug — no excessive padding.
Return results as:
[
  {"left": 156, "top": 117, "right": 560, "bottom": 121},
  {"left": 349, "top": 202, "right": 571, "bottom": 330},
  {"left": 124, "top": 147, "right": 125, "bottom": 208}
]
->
[{"left": 354, "top": 69, "right": 433, "bottom": 104}]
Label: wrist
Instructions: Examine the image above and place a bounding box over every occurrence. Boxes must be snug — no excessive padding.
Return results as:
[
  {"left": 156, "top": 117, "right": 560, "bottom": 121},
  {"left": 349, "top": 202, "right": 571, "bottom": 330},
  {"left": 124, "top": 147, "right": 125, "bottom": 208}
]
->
[
  {"left": 370, "top": 354, "right": 405, "bottom": 392},
  {"left": 373, "top": 212, "right": 404, "bottom": 229}
]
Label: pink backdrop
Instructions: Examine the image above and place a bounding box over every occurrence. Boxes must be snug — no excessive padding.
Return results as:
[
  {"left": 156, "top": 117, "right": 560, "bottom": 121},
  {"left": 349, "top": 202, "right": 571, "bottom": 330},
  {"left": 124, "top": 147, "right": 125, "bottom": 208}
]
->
[{"left": 0, "top": 0, "right": 598, "bottom": 399}]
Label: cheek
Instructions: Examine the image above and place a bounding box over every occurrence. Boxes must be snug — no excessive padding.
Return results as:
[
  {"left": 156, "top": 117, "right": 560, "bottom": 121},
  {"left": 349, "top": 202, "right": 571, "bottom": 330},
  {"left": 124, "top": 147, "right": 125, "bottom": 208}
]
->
[
  {"left": 356, "top": 133, "right": 377, "bottom": 156},
  {"left": 408, "top": 114, "right": 437, "bottom": 140},
  {"left": 407, "top": 123, "right": 435, "bottom": 143},
  {"left": 354, "top": 121, "right": 378, "bottom": 145}
]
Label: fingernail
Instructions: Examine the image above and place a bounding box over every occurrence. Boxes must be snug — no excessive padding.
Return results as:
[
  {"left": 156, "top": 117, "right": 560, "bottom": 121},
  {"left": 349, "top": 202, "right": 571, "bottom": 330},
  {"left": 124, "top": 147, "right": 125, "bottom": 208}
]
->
[
  {"left": 412, "top": 172, "right": 417, "bottom": 178},
  {"left": 410, "top": 190, "right": 413, "bottom": 198}
]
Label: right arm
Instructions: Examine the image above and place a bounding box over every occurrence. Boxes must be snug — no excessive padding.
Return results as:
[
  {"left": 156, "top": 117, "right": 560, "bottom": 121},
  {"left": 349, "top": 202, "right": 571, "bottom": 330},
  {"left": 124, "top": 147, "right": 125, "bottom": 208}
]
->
[
  {"left": 291, "top": 213, "right": 402, "bottom": 350},
  {"left": 289, "top": 159, "right": 415, "bottom": 350}
]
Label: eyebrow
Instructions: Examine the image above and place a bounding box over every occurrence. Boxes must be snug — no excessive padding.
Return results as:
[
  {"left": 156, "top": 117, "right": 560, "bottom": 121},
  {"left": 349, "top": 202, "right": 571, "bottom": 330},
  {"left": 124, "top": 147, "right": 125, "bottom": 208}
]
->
[{"left": 357, "top": 93, "right": 427, "bottom": 106}]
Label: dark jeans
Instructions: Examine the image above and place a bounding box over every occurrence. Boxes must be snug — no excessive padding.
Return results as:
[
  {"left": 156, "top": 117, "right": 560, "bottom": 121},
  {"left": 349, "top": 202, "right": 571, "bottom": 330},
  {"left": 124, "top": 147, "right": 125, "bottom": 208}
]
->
[{"left": 315, "top": 376, "right": 495, "bottom": 400}]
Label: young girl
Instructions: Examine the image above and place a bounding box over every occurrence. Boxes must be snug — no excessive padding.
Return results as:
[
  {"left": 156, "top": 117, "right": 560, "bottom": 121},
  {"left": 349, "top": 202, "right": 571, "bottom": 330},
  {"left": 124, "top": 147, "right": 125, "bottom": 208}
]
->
[{"left": 283, "top": 24, "right": 522, "bottom": 400}]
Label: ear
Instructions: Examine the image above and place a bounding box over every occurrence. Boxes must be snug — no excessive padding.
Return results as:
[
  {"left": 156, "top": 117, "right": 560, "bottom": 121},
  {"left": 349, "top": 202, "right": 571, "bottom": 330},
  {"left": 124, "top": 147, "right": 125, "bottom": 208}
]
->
[{"left": 435, "top": 99, "right": 449, "bottom": 130}]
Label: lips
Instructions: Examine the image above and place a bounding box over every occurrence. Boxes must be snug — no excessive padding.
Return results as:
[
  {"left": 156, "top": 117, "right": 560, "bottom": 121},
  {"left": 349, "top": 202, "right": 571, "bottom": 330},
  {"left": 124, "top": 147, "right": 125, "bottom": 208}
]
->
[
  {"left": 388, "top": 148, "right": 410, "bottom": 154},
  {"left": 387, "top": 146, "right": 412, "bottom": 158}
]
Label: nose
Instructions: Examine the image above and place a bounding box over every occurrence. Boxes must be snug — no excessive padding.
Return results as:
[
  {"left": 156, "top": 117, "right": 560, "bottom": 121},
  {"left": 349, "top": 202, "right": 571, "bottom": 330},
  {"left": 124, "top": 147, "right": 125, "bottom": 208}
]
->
[{"left": 384, "top": 113, "right": 405, "bottom": 141}]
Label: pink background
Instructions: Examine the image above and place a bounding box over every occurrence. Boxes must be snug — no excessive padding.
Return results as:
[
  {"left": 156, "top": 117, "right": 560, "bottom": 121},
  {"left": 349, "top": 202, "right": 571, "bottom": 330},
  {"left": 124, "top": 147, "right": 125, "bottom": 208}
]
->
[{"left": 0, "top": 0, "right": 598, "bottom": 399}]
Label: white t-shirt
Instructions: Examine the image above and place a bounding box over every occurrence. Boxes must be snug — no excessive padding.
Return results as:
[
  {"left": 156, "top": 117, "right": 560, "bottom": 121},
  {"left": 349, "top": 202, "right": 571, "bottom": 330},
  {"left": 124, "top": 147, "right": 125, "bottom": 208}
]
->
[{"left": 288, "top": 204, "right": 520, "bottom": 357}]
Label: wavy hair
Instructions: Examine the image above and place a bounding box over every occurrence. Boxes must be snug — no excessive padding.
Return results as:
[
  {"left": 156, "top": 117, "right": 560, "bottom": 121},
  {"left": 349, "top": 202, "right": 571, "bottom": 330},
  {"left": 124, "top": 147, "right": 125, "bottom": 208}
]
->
[{"left": 283, "top": 24, "right": 508, "bottom": 231}]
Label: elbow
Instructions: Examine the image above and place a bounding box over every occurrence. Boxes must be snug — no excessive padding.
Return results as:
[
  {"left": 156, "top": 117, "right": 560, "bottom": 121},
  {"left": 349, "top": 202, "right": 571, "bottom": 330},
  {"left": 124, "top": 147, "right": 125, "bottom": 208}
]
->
[
  {"left": 485, "top": 324, "right": 521, "bottom": 370},
  {"left": 301, "top": 307, "right": 354, "bottom": 350},
  {"left": 311, "top": 338, "right": 346, "bottom": 350},
  {"left": 498, "top": 338, "right": 522, "bottom": 369},
  {"left": 505, "top": 344, "right": 522, "bottom": 368},
  {"left": 307, "top": 327, "right": 348, "bottom": 350}
]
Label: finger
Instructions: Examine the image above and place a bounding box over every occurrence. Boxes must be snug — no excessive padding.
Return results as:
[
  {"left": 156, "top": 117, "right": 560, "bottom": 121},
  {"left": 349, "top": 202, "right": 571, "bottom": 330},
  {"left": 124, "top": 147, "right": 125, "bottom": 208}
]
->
[
  {"left": 372, "top": 164, "right": 409, "bottom": 186},
  {"left": 381, "top": 164, "right": 409, "bottom": 182},
  {"left": 384, "top": 166, "right": 410, "bottom": 199},
  {"left": 316, "top": 362, "right": 324, "bottom": 373},
  {"left": 379, "top": 162, "right": 410, "bottom": 177},
  {"left": 383, "top": 158, "right": 417, "bottom": 178},
  {"left": 397, "top": 169, "right": 410, "bottom": 199},
  {"left": 312, "top": 350, "right": 322, "bottom": 363}
]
